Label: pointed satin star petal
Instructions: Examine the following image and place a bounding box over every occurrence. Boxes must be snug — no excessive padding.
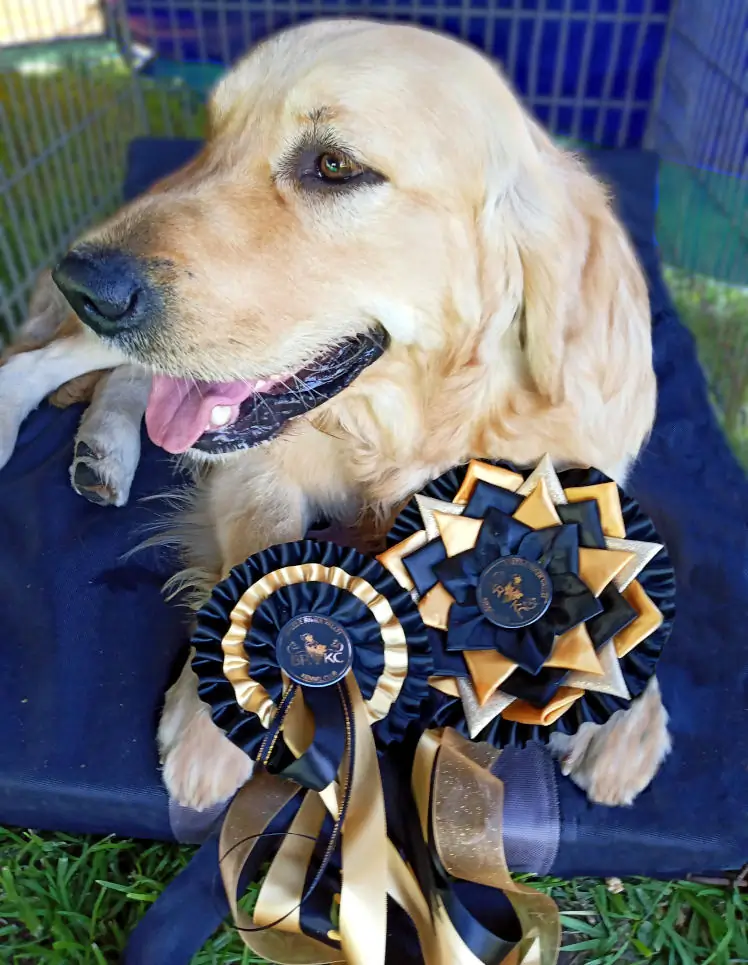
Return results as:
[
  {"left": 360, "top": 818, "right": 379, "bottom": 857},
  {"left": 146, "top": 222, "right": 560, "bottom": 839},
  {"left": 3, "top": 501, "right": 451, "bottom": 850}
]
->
[
  {"left": 500, "top": 686, "right": 585, "bottom": 725},
  {"left": 512, "top": 477, "right": 562, "bottom": 530},
  {"left": 566, "top": 640, "right": 631, "bottom": 699},
  {"left": 578, "top": 546, "right": 636, "bottom": 597},
  {"left": 377, "top": 530, "right": 429, "bottom": 595},
  {"left": 563, "top": 482, "right": 626, "bottom": 538},
  {"left": 544, "top": 623, "right": 604, "bottom": 674},
  {"left": 433, "top": 511, "right": 483, "bottom": 556},
  {"left": 418, "top": 582, "right": 455, "bottom": 631},
  {"left": 464, "top": 649, "right": 516, "bottom": 705},
  {"left": 457, "top": 677, "right": 516, "bottom": 738},
  {"left": 428, "top": 676, "right": 461, "bottom": 697},
  {"left": 453, "top": 460, "right": 524, "bottom": 505},
  {"left": 614, "top": 580, "right": 663, "bottom": 657},
  {"left": 605, "top": 536, "right": 664, "bottom": 591},
  {"left": 415, "top": 494, "right": 464, "bottom": 540},
  {"left": 516, "top": 453, "right": 568, "bottom": 506}
]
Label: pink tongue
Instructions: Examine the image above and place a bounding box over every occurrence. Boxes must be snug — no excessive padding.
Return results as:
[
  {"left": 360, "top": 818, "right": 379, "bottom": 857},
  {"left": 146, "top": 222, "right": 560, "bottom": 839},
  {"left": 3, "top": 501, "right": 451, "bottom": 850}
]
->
[{"left": 146, "top": 375, "right": 256, "bottom": 453}]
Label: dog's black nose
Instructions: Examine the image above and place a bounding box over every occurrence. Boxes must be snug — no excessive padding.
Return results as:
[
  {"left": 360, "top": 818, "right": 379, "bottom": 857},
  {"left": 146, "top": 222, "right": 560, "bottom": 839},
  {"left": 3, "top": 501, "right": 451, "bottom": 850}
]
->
[{"left": 52, "top": 248, "right": 151, "bottom": 337}]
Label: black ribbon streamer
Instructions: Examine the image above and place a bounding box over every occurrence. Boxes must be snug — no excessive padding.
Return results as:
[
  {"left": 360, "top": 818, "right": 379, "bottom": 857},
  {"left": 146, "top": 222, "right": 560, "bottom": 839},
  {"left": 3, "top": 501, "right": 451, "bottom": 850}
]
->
[{"left": 426, "top": 762, "right": 523, "bottom": 964}]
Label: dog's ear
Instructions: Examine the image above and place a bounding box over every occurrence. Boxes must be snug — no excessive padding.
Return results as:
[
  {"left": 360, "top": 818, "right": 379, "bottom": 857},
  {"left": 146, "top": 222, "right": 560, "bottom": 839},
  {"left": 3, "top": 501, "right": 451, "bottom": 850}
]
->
[{"left": 478, "top": 117, "right": 653, "bottom": 412}]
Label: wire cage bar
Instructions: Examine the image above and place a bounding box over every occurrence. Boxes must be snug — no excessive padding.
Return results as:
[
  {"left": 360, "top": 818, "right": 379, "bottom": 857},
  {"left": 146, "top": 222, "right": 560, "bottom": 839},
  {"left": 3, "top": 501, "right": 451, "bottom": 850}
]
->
[{"left": 0, "top": 0, "right": 746, "bottom": 343}]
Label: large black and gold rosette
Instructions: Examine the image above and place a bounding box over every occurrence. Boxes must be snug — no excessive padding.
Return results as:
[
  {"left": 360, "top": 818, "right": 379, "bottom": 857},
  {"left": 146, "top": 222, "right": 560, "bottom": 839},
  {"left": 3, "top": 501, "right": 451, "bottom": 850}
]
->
[
  {"left": 190, "top": 539, "right": 560, "bottom": 965},
  {"left": 380, "top": 456, "right": 675, "bottom": 746}
]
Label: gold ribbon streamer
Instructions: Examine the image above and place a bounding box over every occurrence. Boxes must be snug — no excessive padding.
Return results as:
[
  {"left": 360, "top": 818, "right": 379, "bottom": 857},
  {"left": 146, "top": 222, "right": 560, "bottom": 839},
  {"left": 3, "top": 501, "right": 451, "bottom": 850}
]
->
[
  {"left": 414, "top": 729, "right": 560, "bottom": 965},
  {"left": 219, "top": 727, "right": 559, "bottom": 965},
  {"left": 218, "top": 675, "right": 389, "bottom": 965},
  {"left": 338, "top": 674, "right": 388, "bottom": 965},
  {"left": 253, "top": 791, "right": 328, "bottom": 935},
  {"left": 383, "top": 840, "right": 443, "bottom": 964},
  {"left": 214, "top": 555, "right": 559, "bottom": 965}
]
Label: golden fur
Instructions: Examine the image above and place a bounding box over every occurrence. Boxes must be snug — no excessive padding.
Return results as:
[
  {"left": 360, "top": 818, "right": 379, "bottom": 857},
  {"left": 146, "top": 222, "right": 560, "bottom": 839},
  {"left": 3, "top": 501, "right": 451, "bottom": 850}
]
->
[
  {"left": 10, "top": 20, "right": 667, "bottom": 807},
  {"left": 86, "top": 22, "right": 654, "bottom": 504}
]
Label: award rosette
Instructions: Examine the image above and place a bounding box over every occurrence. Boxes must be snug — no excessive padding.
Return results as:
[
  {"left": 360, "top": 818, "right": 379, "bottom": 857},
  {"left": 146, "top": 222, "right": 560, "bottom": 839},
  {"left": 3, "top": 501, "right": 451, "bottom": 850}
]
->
[
  {"left": 191, "top": 538, "right": 561, "bottom": 965},
  {"left": 192, "top": 539, "right": 431, "bottom": 762},
  {"left": 191, "top": 539, "right": 430, "bottom": 963},
  {"left": 379, "top": 455, "right": 675, "bottom": 746}
]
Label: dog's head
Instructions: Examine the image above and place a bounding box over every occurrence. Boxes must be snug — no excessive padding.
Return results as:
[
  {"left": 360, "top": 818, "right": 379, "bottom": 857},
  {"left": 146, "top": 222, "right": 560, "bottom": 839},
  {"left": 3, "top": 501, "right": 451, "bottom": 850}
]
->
[{"left": 53, "top": 19, "right": 653, "bottom": 465}]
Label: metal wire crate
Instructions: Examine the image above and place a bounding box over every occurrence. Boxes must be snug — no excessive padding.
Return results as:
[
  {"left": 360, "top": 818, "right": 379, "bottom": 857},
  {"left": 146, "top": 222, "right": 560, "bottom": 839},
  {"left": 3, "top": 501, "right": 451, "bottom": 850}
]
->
[{"left": 0, "top": 0, "right": 745, "bottom": 346}]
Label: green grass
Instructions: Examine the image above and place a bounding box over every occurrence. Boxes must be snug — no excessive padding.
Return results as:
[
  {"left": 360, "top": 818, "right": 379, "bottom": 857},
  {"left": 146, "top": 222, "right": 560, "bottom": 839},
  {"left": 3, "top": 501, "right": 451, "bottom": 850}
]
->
[
  {"left": 1, "top": 826, "right": 745, "bottom": 964},
  {"left": 0, "top": 828, "right": 264, "bottom": 964},
  {"left": 546, "top": 876, "right": 747, "bottom": 965},
  {"left": 0, "top": 46, "right": 746, "bottom": 965}
]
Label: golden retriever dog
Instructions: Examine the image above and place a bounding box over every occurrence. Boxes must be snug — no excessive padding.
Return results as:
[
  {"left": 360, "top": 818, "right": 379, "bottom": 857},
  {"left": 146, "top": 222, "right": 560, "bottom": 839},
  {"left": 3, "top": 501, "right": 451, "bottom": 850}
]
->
[{"left": 0, "top": 19, "right": 668, "bottom": 809}]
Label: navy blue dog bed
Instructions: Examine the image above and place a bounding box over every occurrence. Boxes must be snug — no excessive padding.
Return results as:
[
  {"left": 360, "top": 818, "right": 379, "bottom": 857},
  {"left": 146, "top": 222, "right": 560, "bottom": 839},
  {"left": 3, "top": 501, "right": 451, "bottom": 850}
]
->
[{"left": 0, "top": 139, "right": 746, "bottom": 895}]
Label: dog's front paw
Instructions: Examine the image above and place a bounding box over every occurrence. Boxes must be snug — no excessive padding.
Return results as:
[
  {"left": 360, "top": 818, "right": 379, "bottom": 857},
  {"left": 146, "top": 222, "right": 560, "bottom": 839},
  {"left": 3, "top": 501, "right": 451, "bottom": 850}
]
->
[
  {"left": 549, "top": 678, "right": 670, "bottom": 806},
  {"left": 159, "top": 660, "right": 253, "bottom": 811},
  {"left": 70, "top": 439, "right": 133, "bottom": 507},
  {"left": 161, "top": 710, "right": 254, "bottom": 812},
  {"left": 68, "top": 364, "right": 149, "bottom": 507}
]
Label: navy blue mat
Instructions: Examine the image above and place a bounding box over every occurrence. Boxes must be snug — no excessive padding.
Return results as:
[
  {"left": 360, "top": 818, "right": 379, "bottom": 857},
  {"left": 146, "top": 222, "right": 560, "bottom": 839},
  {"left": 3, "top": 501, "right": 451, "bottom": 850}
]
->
[{"left": 0, "top": 138, "right": 746, "bottom": 877}]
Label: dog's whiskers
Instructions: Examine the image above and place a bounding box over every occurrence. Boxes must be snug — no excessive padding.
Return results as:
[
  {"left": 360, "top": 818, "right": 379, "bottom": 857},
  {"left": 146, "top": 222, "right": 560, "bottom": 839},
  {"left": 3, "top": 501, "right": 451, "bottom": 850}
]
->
[{"left": 290, "top": 372, "right": 325, "bottom": 407}]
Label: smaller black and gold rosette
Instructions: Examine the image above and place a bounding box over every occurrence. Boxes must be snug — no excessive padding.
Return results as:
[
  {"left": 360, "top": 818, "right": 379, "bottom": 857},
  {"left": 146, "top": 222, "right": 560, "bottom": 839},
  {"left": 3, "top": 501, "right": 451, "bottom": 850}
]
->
[
  {"left": 192, "top": 538, "right": 431, "bottom": 765},
  {"left": 191, "top": 539, "right": 432, "bottom": 964},
  {"left": 380, "top": 455, "right": 675, "bottom": 746}
]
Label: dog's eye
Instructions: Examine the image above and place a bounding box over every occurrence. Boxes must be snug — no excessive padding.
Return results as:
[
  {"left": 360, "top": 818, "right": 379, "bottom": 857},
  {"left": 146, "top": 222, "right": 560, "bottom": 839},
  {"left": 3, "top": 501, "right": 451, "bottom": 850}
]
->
[
  {"left": 316, "top": 152, "right": 363, "bottom": 182},
  {"left": 285, "top": 143, "right": 385, "bottom": 193}
]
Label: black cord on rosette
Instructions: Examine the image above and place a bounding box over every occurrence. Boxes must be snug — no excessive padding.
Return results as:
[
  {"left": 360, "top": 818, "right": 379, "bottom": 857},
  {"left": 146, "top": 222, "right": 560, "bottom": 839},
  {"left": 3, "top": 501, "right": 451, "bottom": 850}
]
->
[{"left": 386, "top": 460, "right": 676, "bottom": 749}]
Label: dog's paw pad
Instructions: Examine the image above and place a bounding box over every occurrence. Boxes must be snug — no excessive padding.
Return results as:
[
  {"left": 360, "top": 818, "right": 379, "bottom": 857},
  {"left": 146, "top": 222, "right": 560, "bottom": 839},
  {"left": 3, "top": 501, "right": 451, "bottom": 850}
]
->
[
  {"left": 71, "top": 441, "right": 126, "bottom": 507},
  {"left": 74, "top": 440, "right": 97, "bottom": 461}
]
